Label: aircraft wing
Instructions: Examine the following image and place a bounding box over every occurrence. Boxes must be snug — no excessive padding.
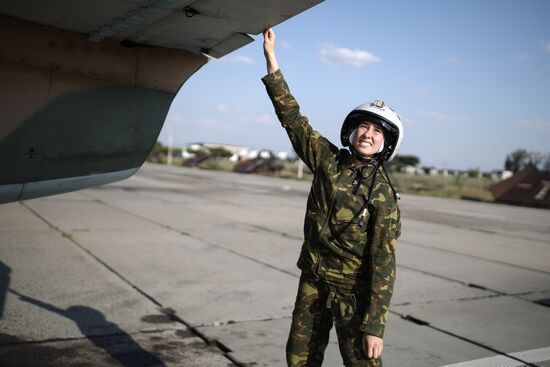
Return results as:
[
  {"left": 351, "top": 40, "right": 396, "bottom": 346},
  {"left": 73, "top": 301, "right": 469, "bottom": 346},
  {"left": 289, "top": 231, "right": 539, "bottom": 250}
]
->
[
  {"left": 1, "top": 0, "right": 321, "bottom": 58},
  {"left": 0, "top": 0, "right": 323, "bottom": 204}
]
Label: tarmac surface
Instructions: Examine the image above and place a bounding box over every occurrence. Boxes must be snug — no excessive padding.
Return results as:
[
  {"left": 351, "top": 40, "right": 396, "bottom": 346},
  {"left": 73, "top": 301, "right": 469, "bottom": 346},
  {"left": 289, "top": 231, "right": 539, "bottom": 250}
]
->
[{"left": 1, "top": 162, "right": 550, "bottom": 366}]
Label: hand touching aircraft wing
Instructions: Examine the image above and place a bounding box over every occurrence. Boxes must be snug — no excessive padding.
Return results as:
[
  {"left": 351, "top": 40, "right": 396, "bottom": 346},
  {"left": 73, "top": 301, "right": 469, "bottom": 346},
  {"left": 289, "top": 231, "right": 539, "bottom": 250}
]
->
[{"left": 0, "top": 0, "right": 323, "bottom": 204}]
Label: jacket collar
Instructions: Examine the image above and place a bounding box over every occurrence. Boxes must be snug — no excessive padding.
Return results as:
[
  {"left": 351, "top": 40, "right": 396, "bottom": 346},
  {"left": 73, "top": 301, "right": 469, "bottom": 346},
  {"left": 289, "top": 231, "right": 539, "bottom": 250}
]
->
[{"left": 340, "top": 152, "right": 375, "bottom": 173}]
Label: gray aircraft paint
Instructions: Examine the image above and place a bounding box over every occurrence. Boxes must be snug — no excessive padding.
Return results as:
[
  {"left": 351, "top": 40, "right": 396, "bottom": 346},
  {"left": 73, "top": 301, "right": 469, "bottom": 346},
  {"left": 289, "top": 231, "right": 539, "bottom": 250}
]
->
[{"left": 0, "top": 1, "right": 324, "bottom": 204}]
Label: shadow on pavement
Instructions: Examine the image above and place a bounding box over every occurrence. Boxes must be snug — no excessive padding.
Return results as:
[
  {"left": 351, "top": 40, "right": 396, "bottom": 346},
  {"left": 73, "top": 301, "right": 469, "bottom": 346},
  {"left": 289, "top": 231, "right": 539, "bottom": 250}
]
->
[
  {"left": 9, "top": 289, "right": 166, "bottom": 367},
  {"left": 0, "top": 261, "right": 10, "bottom": 319}
]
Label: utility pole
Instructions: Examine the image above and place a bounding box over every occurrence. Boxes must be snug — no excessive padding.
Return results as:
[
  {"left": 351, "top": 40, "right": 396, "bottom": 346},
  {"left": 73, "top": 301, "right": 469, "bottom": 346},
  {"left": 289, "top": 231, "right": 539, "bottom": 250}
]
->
[
  {"left": 167, "top": 131, "right": 173, "bottom": 165},
  {"left": 297, "top": 159, "right": 304, "bottom": 180}
]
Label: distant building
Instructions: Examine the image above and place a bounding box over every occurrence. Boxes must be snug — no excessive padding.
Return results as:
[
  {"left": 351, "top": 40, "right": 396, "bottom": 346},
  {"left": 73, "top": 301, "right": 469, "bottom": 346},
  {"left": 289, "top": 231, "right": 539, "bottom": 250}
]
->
[
  {"left": 422, "top": 167, "right": 439, "bottom": 176},
  {"left": 277, "top": 151, "right": 289, "bottom": 160},
  {"left": 200, "top": 143, "right": 249, "bottom": 155},
  {"left": 185, "top": 142, "right": 249, "bottom": 161},
  {"left": 401, "top": 165, "right": 417, "bottom": 174},
  {"left": 490, "top": 170, "right": 513, "bottom": 182},
  {"left": 447, "top": 169, "right": 462, "bottom": 176},
  {"left": 490, "top": 168, "right": 550, "bottom": 209}
]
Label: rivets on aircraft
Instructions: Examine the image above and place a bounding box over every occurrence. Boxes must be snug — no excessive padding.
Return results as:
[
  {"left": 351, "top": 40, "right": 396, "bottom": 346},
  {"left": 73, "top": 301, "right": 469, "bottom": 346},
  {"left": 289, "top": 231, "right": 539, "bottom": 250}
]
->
[
  {"left": 25, "top": 148, "right": 37, "bottom": 159},
  {"left": 183, "top": 6, "right": 199, "bottom": 18}
]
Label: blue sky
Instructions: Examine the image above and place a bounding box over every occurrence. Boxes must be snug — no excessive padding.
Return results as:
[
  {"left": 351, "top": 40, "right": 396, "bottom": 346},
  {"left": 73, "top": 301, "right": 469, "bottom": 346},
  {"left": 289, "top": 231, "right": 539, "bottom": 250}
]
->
[{"left": 159, "top": 0, "right": 550, "bottom": 171}]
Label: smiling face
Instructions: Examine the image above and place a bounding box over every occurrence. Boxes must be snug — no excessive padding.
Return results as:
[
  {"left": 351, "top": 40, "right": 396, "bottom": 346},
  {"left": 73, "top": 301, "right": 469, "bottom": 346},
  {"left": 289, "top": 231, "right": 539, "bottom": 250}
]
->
[{"left": 353, "top": 121, "right": 385, "bottom": 157}]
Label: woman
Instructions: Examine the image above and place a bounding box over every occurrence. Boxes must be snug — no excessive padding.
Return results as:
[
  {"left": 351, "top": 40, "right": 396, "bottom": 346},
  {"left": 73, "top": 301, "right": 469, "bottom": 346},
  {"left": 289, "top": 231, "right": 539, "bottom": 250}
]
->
[{"left": 261, "top": 28, "right": 403, "bottom": 367}]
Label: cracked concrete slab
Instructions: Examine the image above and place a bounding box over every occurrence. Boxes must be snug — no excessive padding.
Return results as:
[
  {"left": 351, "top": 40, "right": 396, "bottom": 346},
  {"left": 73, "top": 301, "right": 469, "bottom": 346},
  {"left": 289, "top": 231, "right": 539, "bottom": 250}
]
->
[
  {"left": 25, "top": 198, "right": 161, "bottom": 232},
  {"left": 91, "top": 174, "right": 307, "bottom": 247},
  {"left": 399, "top": 195, "right": 550, "bottom": 244},
  {"left": 400, "top": 219, "right": 550, "bottom": 273},
  {"left": 0, "top": 202, "right": 50, "bottom": 231},
  {"left": 197, "top": 312, "right": 508, "bottom": 367},
  {"left": 393, "top": 296, "right": 550, "bottom": 353},
  {"left": 66, "top": 227, "right": 298, "bottom": 326},
  {"left": 2, "top": 163, "right": 550, "bottom": 366},
  {"left": 392, "top": 266, "right": 495, "bottom": 305},
  {"left": 197, "top": 317, "right": 342, "bottom": 367},
  {"left": 0, "top": 328, "right": 231, "bottom": 367},
  {"left": 85, "top": 188, "right": 304, "bottom": 277},
  {"left": 0, "top": 230, "right": 163, "bottom": 341},
  {"left": 519, "top": 290, "right": 550, "bottom": 305},
  {"left": 397, "top": 241, "right": 550, "bottom": 295}
]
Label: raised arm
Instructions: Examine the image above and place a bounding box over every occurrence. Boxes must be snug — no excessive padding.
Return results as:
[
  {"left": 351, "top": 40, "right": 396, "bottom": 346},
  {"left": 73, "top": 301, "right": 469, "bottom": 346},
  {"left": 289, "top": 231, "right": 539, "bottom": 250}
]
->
[
  {"left": 263, "top": 28, "right": 279, "bottom": 74},
  {"left": 261, "top": 28, "right": 338, "bottom": 173}
]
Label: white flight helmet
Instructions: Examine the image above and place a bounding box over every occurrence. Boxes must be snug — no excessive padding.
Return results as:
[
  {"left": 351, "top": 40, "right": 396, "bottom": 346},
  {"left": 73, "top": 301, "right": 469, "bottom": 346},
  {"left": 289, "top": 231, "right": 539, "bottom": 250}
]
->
[{"left": 341, "top": 99, "right": 403, "bottom": 162}]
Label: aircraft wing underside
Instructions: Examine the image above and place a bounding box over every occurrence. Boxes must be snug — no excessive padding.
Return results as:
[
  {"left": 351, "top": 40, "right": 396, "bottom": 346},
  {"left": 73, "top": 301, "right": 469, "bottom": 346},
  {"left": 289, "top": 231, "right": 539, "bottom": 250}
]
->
[
  {"left": 0, "top": 0, "right": 323, "bottom": 204},
  {"left": 1, "top": 0, "right": 322, "bottom": 58}
]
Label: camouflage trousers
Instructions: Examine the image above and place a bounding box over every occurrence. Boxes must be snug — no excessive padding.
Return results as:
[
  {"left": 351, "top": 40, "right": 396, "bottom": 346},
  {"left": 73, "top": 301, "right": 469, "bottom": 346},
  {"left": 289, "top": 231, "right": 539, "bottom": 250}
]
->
[{"left": 286, "top": 271, "right": 382, "bottom": 367}]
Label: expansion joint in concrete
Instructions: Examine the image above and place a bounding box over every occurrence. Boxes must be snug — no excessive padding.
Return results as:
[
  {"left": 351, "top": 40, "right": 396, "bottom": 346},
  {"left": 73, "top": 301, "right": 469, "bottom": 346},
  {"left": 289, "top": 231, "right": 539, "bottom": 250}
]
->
[
  {"left": 402, "top": 240, "right": 550, "bottom": 275},
  {"left": 80, "top": 192, "right": 300, "bottom": 280},
  {"left": 398, "top": 261, "right": 549, "bottom": 308},
  {"left": 392, "top": 310, "right": 541, "bottom": 367},
  {"left": 393, "top": 293, "right": 503, "bottom": 307},
  {"left": 0, "top": 327, "right": 181, "bottom": 348},
  {"left": 19, "top": 201, "right": 241, "bottom": 366},
  {"left": 197, "top": 315, "right": 292, "bottom": 328}
]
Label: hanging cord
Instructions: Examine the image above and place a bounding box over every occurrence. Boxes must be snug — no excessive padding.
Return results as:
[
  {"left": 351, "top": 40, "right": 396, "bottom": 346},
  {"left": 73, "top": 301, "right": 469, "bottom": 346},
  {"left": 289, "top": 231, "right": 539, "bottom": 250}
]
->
[
  {"left": 352, "top": 157, "right": 378, "bottom": 195},
  {"left": 358, "top": 159, "right": 383, "bottom": 228},
  {"left": 381, "top": 165, "right": 400, "bottom": 201}
]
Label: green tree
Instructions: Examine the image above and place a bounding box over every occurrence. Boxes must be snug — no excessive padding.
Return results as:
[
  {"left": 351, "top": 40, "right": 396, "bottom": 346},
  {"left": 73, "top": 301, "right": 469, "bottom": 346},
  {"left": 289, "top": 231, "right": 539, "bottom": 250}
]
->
[
  {"left": 395, "top": 155, "right": 420, "bottom": 166},
  {"left": 186, "top": 146, "right": 208, "bottom": 155},
  {"left": 543, "top": 154, "right": 550, "bottom": 172},
  {"left": 504, "top": 149, "right": 539, "bottom": 172},
  {"left": 209, "top": 147, "right": 233, "bottom": 158},
  {"left": 153, "top": 141, "right": 165, "bottom": 152},
  {"left": 467, "top": 168, "right": 480, "bottom": 178},
  {"left": 148, "top": 141, "right": 166, "bottom": 163},
  {"left": 389, "top": 155, "right": 420, "bottom": 170}
]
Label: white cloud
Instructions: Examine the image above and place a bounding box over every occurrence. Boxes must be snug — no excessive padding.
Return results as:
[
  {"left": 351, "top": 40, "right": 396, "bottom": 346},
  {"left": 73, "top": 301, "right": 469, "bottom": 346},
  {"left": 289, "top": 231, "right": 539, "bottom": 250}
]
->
[
  {"left": 419, "top": 110, "right": 470, "bottom": 124},
  {"left": 216, "top": 103, "right": 227, "bottom": 112},
  {"left": 319, "top": 44, "right": 382, "bottom": 68},
  {"left": 240, "top": 113, "right": 275, "bottom": 125},
  {"left": 513, "top": 53, "right": 528, "bottom": 61},
  {"left": 218, "top": 54, "right": 255, "bottom": 65},
  {"left": 518, "top": 118, "right": 550, "bottom": 134}
]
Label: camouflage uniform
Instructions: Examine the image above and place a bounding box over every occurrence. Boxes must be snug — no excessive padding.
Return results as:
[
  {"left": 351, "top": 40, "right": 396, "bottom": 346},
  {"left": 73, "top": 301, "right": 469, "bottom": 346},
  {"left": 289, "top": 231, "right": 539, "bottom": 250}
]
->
[{"left": 262, "top": 70, "right": 401, "bottom": 367}]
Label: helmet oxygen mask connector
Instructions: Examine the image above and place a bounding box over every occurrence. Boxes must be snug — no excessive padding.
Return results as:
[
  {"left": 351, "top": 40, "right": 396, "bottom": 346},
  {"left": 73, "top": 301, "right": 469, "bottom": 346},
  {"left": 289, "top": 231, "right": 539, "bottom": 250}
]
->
[{"left": 371, "top": 99, "right": 385, "bottom": 109}]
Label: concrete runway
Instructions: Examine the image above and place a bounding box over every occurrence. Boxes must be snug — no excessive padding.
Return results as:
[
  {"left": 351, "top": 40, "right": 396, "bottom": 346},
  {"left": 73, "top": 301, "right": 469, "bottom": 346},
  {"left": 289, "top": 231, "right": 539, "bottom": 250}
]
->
[{"left": 1, "top": 162, "right": 549, "bottom": 366}]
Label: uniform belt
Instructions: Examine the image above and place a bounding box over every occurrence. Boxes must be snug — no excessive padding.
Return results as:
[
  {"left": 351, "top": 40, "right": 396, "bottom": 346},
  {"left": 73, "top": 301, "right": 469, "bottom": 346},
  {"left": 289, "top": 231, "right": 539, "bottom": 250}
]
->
[{"left": 325, "top": 289, "right": 358, "bottom": 318}]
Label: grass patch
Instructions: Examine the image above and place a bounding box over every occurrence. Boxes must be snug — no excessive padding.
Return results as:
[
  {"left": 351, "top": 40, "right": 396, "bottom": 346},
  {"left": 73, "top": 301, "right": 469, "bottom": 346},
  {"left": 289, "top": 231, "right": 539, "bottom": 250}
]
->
[
  {"left": 196, "top": 158, "right": 236, "bottom": 171},
  {"left": 150, "top": 159, "right": 494, "bottom": 201},
  {"left": 390, "top": 172, "right": 494, "bottom": 201}
]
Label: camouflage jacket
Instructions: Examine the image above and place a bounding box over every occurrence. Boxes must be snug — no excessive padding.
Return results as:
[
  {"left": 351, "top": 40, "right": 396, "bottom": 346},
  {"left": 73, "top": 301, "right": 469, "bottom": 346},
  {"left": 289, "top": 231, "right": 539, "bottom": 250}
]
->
[{"left": 262, "top": 69, "right": 401, "bottom": 338}]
